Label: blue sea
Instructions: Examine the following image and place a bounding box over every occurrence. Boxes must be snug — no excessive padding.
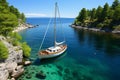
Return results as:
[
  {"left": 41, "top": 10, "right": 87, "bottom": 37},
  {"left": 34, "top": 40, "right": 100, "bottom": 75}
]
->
[{"left": 18, "top": 18, "right": 120, "bottom": 80}]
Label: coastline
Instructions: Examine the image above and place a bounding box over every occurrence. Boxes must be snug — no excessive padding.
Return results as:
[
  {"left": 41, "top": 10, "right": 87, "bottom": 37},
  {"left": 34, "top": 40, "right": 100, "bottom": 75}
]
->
[
  {"left": 71, "top": 25, "right": 120, "bottom": 34},
  {"left": 13, "top": 23, "right": 34, "bottom": 32},
  {"left": 0, "top": 36, "right": 31, "bottom": 80},
  {"left": 0, "top": 22, "right": 33, "bottom": 80}
]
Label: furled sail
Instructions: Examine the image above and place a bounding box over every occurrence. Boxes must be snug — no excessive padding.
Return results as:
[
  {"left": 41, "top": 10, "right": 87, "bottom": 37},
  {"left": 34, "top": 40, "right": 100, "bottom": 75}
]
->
[{"left": 55, "top": 41, "right": 65, "bottom": 46}]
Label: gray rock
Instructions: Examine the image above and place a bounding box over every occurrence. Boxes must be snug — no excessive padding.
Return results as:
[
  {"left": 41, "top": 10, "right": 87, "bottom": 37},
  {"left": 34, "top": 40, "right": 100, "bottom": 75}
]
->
[
  {"left": 6, "top": 62, "right": 17, "bottom": 73},
  {"left": 0, "top": 69, "right": 9, "bottom": 80},
  {"left": 0, "top": 36, "right": 24, "bottom": 80},
  {"left": 24, "top": 61, "right": 31, "bottom": 65},
  {"left": 11, "top": 65, "right": 24, "bottom": 78},
  {"left": 10, "top": 78, "right": 15, "bottom": 80}
]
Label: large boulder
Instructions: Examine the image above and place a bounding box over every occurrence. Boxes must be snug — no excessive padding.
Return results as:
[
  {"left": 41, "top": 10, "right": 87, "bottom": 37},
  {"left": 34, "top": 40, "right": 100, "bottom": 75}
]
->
[
  {"left": 24, "top": 61, "right": 31, "bottom": 66},
  {"left": 0, "top": 36, "right": 25, "bottom": 80},
  {"left": 0, "top": 69, "right": 9, "bottom": 80},
  {"left": 5, "top": 47, "right": 23, "bottom": 64},
  {"left": 11, "top": 65, "right": 24, "bottom": 78},
  {"left": 6, "top": 62, "right": 17, "bottom": 73}
]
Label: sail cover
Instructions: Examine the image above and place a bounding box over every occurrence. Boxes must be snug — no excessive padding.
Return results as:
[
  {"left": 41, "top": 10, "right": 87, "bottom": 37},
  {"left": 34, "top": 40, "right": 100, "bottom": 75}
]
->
[{"left": 55, "top": 41, "right": 65, "bottom": 46}]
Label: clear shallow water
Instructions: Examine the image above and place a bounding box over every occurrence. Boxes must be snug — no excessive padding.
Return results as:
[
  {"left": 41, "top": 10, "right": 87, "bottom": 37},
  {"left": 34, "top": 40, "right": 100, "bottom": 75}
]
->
[{"left": 18, "top": 18, "right": 120, "bottom": 80}]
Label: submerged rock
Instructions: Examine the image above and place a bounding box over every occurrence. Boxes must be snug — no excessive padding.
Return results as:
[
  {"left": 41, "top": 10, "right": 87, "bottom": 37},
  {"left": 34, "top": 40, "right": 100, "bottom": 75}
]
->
[
  {"left": 57, "top": 71, "right": 62, "bottom": 76},
  {"left": 51, "top": 72, "right": 56, "bottom": 75},
  {"left": 36, "top": 71, "right": 46, "bottom": 79},
  {"left": 26, "top": 74, "right": 32, "bottom": 79},
  {"left": 64, "top": 68, "right": 70, "bottom": 74},
  {"left": 72, "top": 71, "right": 79, "bottom": 78},
  {"left": 47, "top": 72, "right": 49, "bottom": 74},
  {"left": 56, "top": 65, "right": 63, "bottom": 71}
]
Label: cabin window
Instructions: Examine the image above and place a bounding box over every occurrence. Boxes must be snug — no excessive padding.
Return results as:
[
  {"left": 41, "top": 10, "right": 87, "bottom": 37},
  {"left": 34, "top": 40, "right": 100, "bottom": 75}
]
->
[
  {"left": 53, "top": 50, "right": 55, "bottom": 52},
  {"left": 49, "top": 50, "right": 52, "bottom": 52}
]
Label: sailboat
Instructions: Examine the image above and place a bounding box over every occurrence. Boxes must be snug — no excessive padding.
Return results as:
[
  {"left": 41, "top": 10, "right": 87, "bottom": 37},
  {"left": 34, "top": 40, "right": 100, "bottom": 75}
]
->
[{"left": 38, "top": 3, "right": 67, "bottom": 59}]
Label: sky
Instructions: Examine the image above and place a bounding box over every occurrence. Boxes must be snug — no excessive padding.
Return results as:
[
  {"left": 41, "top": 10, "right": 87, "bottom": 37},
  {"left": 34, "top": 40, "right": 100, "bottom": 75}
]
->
[{"left": 7, "top": 0, "right": 115, "bottom": 18}]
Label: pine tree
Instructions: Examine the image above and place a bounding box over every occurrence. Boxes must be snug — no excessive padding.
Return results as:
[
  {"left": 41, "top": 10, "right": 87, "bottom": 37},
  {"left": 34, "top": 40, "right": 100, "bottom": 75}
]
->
[
  {"left": 90, "top": 8, "right": 96, "bottom": 21},
  {"left": 96, "top": 6, "right": 103, "bottom": 21},
  {"left": 77, "top": 8, "right": 87, "bottom": 23},
  {"left": 101, "top": 3, "right": 110, "bottom": 21},
  {"left": 113, "top": 5, "right": 120, "bottom": 21},
  {"left": 112, "top": 0, "right": 120, "bottom": 9}
]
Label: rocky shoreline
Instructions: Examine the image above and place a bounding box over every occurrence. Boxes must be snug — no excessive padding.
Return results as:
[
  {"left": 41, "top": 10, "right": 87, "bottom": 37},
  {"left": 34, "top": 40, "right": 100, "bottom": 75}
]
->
[
  {"left": 71, "top": 25, "right": 120, "bottom": 34},
  {"left": 13, "top": 23, "right": 37, "bottom": 32},
  {"left": 0, "top": 36, "right": 31, "bottom": 80}
]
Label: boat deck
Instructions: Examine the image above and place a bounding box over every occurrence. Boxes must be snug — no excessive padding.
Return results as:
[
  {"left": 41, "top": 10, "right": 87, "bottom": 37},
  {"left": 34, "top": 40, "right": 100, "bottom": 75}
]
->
[{"left": 39, "top": 45, "right": 67, "bottom": 55}]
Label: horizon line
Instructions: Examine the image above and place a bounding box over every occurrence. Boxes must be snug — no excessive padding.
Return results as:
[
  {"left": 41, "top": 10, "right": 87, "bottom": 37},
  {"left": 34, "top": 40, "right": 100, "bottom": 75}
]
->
[{"left": 25, "top": 17, "right": 75, "bottom": 18}]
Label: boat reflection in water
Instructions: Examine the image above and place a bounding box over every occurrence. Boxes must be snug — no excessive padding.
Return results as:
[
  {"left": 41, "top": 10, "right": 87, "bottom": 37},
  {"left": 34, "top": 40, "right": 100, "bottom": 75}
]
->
[{"left": 33, "top": 52, "right": 67, "bottom": 65}]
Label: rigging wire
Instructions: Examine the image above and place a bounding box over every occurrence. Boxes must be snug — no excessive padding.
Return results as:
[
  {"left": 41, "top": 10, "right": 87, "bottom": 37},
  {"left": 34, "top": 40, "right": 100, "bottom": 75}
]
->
[
  {"left": 57, "top": 4, "right": 66, "bottom": 42},
  {"left": 38, "top": 17, "right": 53, "bottom": 51},
  {"left": 38, "top": 3, "right": 66, "bottom": 53}
]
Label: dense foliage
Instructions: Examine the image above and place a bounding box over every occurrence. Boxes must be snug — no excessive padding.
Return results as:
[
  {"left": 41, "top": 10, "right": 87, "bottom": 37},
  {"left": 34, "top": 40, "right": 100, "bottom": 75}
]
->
[
  {"left": 22, "top": 42, "right": 31, "bottom": 58},
  {"left": 8, "top": 32, "right": 31, "bottom": 58},
  {"left": 0, "top": 0, "right": 31, "bottom": 59},
  {"left": 8, "top": 32, "right": 22, "bottom": 46},
  {"left": 0, "top": 0, "right": 25, "bottom": 36},
  {"left": 74, "top": 0, "right": 120, "bottom": 31},
  {"left": 0, "top": 41, "right": 8, "bottom": 59}
]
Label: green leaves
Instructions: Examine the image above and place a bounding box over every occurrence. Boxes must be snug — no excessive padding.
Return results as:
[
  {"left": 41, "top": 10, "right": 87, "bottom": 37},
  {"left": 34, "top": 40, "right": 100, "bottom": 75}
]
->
[
  {"left": 113, "top": 5, "right": 120, "bottom": 21},
  {"left": 101, "top": 3, "right": 110, "bottom": 21},
  {"left": 112, "top": 0, "right": 120, "bottom": 9},
  {"left": 0, "top": 0, "right": 25, "bottom": 36},
  {"left": 0, "top": 41, "right": 8, "bottom": 59},
  {"left": 74, "top": 0, "right": 120, "bottom": 30},
  {"left": 77, "top": 8, "right": 87, "bottom": 23},
  {"left": 22, "top": 42, "right": 31, "bottom": 58},
  {"left": 8, "top": 32, "right": 22, "bottom": 46}
]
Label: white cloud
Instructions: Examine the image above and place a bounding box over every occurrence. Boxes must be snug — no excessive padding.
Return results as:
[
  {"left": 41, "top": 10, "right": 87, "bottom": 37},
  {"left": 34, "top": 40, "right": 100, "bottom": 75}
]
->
[{"left": 25, "top": 13, "right": 47, "bottom": 18}]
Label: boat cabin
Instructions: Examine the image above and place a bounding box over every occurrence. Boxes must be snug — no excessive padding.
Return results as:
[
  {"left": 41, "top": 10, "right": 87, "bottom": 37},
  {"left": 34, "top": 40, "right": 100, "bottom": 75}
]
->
[{"left": 46, "top": 46, "right": 62, "bottom": 53}]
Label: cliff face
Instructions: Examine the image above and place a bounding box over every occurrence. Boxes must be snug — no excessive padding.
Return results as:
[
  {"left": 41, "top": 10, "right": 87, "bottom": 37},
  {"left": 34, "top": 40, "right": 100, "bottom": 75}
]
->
[{"left": 0, "top": 36, "right": 24, "bottom": 80}]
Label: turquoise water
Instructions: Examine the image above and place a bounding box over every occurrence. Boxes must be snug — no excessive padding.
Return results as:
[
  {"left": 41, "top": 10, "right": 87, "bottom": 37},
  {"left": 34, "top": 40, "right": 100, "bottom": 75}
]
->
[{"left": 18, "top": 18, "right": 120, "bottom": 80}]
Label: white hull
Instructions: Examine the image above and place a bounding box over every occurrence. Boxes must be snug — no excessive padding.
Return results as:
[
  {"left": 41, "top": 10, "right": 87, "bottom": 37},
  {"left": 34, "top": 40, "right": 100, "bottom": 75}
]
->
[{"left": 39, "top": 46, "right": 67, "bottom": 59}]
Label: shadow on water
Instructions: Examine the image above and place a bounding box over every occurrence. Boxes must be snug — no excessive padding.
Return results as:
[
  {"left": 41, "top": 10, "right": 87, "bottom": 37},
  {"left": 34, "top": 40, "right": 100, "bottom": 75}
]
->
[
  {"left": 33, "top": 52, "right": 67, "bottom": 65},
  {"left": 74, "top": 29, "right": 120, "bottom": 57}
]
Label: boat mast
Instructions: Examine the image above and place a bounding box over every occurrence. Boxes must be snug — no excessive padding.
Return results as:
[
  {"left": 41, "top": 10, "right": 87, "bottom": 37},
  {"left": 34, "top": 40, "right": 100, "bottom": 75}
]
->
[{"left": 54, "top": 2, "right": 57, "bottom": 47}]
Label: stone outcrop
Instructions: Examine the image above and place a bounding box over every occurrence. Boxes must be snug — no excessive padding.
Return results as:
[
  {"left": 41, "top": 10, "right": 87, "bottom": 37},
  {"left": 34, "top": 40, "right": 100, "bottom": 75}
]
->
[
  {"left": 13, "top": 22, "right": 34, "bottom": 32},
  {"left": 71, "top": 24, "right": 120, "bottom": 34},
  {"left": 11, "top": 65, "right": 24, "bottom": 78},
  {"left": 24, "top": 61, "right": 31, "bottom": 66},
  {"left": 6, "top": 62, "right": 17, "bottom": 73},
  {"left": 0, "top": 69, "right": 9, "bottom": 80},
  {"left": 0, "top": 36, "right": 25, "bottom": 80}
]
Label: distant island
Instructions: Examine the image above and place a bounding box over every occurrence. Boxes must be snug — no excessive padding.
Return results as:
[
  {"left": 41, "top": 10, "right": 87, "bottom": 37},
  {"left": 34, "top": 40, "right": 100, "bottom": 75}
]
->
[
  {"left": 72, "top": 0, "right": 120, "bottom": 33},
  {"left": 0, "top": 0, "right": 31, "bottom": 80}
]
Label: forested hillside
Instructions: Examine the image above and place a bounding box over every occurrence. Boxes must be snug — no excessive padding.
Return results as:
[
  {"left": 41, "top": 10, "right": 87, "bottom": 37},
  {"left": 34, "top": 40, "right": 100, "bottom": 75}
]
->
[
  {"left": 0, "top": 0, "right": 25, "bottom": 35},
  {"left": 74, "top": 0, "right": 120, "bottom": 31},
  {"left": 0, "top": 0, "right": 31, "bottom": 59}
]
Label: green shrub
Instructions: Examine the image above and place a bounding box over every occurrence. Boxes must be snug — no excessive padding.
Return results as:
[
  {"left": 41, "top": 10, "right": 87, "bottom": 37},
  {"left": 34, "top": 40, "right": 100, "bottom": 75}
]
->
[
  {"left": 96, "top": 23, "right": 104, "bottom": 28},
  {"left": 22, "top": 42, "right": 31, "bottom": 58},
  {"left": 8, "top": 32, "right": 22, "bottom": 41},
  {"left": 12, "top": 40, "right": 20, "bottom": 46},
  {"left": 0, "top": 41, "right": 8, "bottom": 59},
  {"left": 8, "top": 32, "right": 22, "bottom": 46},
  {"left": 113, "top": 25, "right": 120, "bottom": 30}
]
